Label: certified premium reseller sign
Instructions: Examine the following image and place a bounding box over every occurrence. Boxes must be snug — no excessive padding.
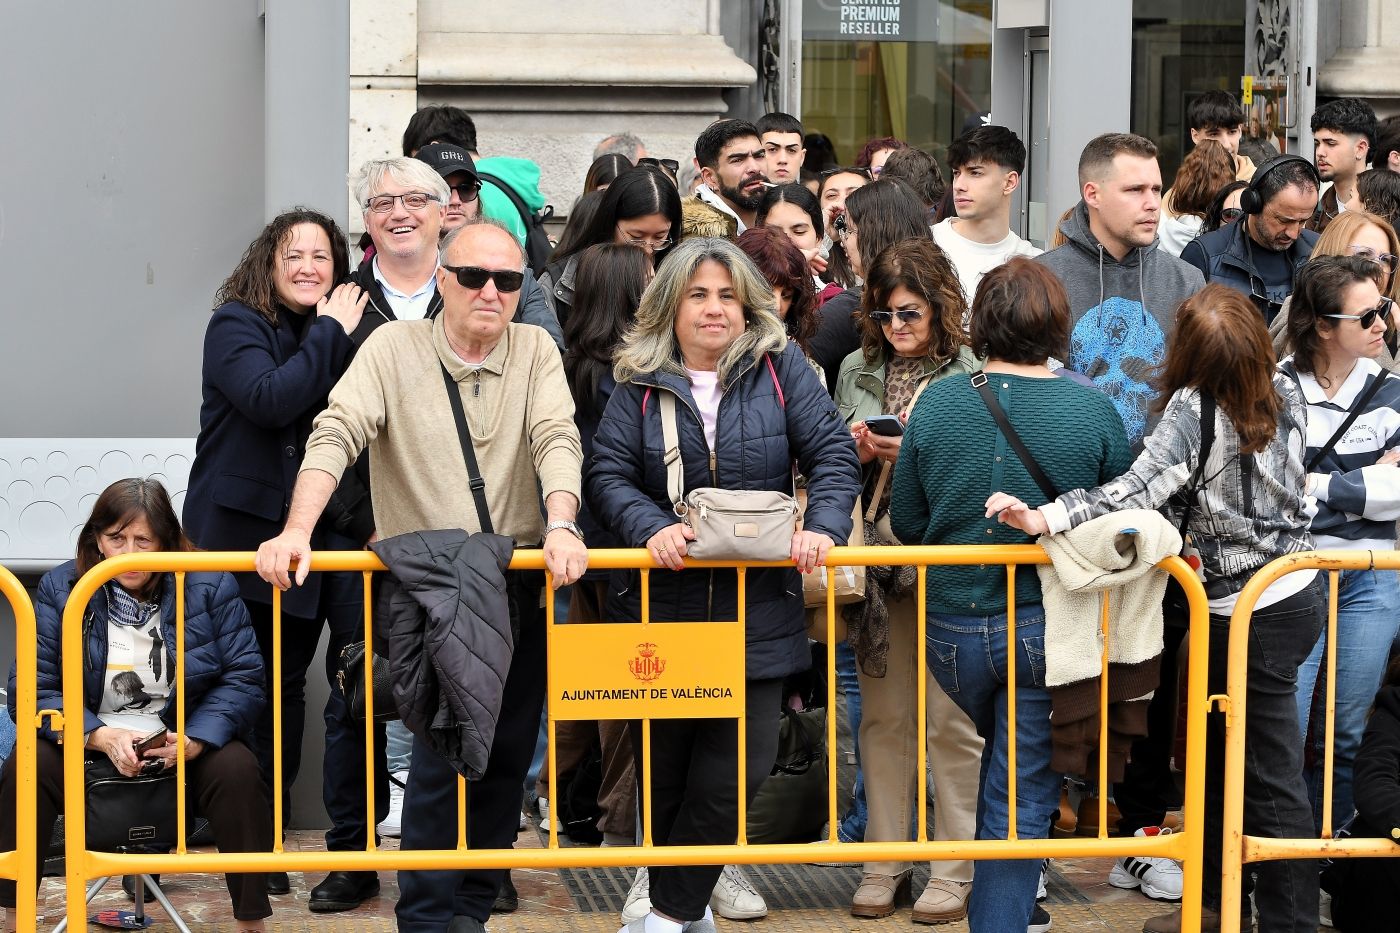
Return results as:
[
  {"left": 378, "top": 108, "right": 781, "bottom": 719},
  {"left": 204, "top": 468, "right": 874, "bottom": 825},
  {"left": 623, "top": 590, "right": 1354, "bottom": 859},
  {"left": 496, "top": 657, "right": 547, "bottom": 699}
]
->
[
  {"left": 802, "top": 0, "right": 939, "bottom": 42},
  {"left": 549, "top": 620, "right": 746, "bottom": 720}
]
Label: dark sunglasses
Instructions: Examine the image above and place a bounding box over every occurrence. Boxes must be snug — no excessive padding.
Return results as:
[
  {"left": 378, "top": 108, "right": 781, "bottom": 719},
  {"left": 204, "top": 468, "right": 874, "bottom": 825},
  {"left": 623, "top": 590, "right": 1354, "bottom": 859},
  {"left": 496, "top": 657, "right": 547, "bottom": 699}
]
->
[
  {"left": 448, "top": 180, "right": 481, "bottom": 203},
  {"left": 1220, "top": 207, "right": 1244, "bottom": 222},
  {"left": 1322, "top": 297, "right": 1394, "bottom": 330},
  {"left": 442, "top": 264, "right": 524, "bottom": 293},
  {"left": 868, "top": 308, "right": 925, "bottom": 325},
  {"left": 638, "top": 157, "right": 680, "bottom": 173}
]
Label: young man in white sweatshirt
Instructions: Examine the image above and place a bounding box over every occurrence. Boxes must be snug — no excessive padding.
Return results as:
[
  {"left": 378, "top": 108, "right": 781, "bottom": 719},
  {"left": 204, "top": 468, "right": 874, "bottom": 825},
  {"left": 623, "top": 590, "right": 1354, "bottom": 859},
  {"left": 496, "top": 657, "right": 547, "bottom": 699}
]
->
[{"left": 932, "top": 125, "right": 1041, "bottom": 315}]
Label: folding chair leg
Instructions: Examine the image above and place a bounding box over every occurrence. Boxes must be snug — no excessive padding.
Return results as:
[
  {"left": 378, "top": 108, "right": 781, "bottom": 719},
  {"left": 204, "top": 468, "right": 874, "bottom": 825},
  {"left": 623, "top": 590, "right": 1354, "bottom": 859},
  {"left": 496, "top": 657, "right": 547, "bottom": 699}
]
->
[
  {"left": 50, "top": 876, "right": 113, "bottom": 933},
  {"left": 144, "top": 875, "right": 194, "bottom": 933}
]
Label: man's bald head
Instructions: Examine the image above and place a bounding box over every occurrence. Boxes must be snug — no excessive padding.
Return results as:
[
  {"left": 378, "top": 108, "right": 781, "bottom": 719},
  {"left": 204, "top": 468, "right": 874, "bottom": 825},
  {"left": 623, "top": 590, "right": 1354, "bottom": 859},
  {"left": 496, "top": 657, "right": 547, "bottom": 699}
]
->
[{"left": 440, "top": 219, "right": 525, "bottom": 269}]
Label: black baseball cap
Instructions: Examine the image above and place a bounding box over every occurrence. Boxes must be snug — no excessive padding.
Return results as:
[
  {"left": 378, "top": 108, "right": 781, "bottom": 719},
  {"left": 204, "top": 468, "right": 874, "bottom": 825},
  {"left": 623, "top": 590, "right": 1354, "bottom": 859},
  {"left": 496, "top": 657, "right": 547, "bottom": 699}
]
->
[{"left": 415, "top": 142, "right": 479, "bottom": 183}]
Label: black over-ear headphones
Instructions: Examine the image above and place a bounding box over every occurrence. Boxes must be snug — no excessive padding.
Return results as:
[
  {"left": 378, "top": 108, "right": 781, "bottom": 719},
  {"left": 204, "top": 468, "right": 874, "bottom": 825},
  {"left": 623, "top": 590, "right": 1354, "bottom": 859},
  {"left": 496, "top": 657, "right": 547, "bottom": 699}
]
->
[{"left": 1240, "top": 154, "right": 1321, "bottom": 216}]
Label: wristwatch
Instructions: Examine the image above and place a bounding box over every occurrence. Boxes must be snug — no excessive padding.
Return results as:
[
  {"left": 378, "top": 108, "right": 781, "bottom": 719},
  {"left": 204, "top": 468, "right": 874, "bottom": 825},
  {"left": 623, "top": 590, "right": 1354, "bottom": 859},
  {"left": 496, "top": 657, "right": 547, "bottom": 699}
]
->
[{"left": 543, "top": 520, "right": 585, "bottom": 542}]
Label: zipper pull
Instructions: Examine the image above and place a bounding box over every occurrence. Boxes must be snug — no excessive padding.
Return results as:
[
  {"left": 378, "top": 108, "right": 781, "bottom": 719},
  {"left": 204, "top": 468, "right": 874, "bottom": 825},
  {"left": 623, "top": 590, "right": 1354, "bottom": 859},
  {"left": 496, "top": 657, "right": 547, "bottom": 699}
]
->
[
  {"left": 709, "top": 450, "right": 716, "bottom": 476},
  {"left": 473, "top": 371, "right": 480, "bottom": 397}
]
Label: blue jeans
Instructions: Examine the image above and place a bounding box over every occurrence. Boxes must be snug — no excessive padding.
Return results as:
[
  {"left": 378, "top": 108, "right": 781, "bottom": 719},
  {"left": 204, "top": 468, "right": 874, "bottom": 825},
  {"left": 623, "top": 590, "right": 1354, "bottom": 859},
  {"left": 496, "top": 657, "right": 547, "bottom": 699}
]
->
[
  {"left": 835, "top": 640, "right": 867, "bottom": 841},
  {"left": 1295, "top": 568, "right": 1400, "bottom": 832},
  {"left": 0, "top": 707, "right": 12, "bottom": 765},
  {"left": 385, "top": 720, "right": 414, "bottom": 775},
  {"left": 926, "top": 605, "right": 1056, "bottom": 933}
]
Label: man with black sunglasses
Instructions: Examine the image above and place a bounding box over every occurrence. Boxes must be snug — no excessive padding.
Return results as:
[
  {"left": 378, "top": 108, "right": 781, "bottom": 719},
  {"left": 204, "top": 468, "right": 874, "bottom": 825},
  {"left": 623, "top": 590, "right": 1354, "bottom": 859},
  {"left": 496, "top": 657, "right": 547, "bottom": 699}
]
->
[{"left": 257, "top": 219, "right": 586, "bottom": 933}]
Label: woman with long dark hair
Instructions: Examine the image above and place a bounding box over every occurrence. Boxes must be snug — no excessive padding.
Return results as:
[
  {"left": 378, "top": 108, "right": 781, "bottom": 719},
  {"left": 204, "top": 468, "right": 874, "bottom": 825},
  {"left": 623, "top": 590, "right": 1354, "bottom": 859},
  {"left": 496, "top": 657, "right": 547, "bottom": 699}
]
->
[
  {"left": 183, "top": 208, "right": 381, "bottom": 907},
  {"left": 539, "top": 165, "right": 682, "bottom": 327},
  {"left": 990, "top": 284, "right": 1323, "bottom": 933},
  {"left": 1, "top": 479, "right": 271, "bottom": 932},
  {"left": 833, "top": 233, "right": 984, "bottom": 923},
  {"left": 756, "top": 182, "right": 831, "bottom": 292}
]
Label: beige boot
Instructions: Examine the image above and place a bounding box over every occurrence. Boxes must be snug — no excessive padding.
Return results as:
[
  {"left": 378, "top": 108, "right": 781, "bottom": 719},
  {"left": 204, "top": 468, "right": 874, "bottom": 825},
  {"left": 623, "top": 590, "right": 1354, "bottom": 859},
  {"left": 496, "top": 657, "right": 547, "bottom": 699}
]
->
[
  {"left": 912, "top": 878, "right": 970, "bottom": 924},
  {"left": 850, "top": 870, "right": 912, "bottom": 919}
]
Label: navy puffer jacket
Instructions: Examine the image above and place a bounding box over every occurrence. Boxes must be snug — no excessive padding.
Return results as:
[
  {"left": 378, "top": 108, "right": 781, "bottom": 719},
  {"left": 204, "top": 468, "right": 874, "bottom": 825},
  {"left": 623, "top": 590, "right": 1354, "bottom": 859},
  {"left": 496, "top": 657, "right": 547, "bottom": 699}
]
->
[
  {"left": 588, "top": 341, "right": 862, "bottom": 680},
  {"left": 10, "top": 562, "right": 264, "bottom": 749}
]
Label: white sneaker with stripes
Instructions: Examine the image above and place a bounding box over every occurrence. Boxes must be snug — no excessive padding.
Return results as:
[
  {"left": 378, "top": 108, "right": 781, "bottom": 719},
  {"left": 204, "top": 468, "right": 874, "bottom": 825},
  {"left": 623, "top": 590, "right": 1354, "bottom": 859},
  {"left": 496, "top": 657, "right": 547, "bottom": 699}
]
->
[{"left": 1107, "top": 826, "right": 1183, "bottom": 901}]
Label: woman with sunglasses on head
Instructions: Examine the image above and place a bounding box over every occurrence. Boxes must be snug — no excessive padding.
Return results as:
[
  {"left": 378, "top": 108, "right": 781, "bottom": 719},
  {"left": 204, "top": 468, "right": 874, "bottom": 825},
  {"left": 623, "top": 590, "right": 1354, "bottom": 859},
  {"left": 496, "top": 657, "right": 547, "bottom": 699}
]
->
[
  {"left": 832, "top": 229, "right": 986, "bottom": 925},
  {"left": 1270, "top": 210, "right": 1400, "bottom": 368},
  {"left": 1279, "top": 256, "right": 1400, "bottom": 840},
  {"left": 539, "top": 164, "right": 682, "bottom": 330},
  {"left": 989, "top": 284, "right": 1323, "bottom": 933},
  {"left": 1202, "top": 180, "right": 1250, "bottom": 235}
]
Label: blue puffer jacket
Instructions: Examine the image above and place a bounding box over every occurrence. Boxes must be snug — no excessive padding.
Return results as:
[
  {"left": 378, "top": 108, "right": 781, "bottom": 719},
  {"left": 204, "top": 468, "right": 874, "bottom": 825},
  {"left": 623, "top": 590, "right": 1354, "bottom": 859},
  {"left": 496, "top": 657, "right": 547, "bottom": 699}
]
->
[
  {"left": 9, "top": 562, "right": 264, "bottom": 749},
  {"left": 588, "top": 341, "right": 862, "bottom": 679}
]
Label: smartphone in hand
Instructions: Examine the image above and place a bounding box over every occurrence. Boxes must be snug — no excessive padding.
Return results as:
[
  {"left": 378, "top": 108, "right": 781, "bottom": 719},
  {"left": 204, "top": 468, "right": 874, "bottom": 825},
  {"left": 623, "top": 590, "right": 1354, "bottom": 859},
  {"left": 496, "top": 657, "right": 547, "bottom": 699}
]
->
[
  {"left": 864, "top": 415, "right": 905, "bottom": 437},
  {"left": 133, "top": 727, "right": 168, "bottom": 757}
]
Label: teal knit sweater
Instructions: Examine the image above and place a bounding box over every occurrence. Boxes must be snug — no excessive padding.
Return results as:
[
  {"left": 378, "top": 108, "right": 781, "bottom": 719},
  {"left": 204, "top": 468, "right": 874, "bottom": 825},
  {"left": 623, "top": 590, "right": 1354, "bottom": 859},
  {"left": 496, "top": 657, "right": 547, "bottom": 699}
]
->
[{"left": 891, "top": 372, "right": 1131, "bottom": 615}]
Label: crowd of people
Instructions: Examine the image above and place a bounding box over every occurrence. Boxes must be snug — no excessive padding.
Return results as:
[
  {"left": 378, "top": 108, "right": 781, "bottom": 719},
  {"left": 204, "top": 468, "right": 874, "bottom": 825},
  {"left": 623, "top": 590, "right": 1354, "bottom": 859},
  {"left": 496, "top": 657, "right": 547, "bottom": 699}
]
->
[{"left": 6, "top": 87, "right": 1400, "bottom": 933}]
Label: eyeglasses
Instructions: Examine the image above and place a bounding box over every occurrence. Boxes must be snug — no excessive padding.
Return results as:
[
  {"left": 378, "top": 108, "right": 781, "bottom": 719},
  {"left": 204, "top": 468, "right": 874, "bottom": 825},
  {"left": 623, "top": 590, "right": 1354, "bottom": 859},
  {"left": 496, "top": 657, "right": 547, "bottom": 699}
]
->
[
  {"left": 1348, "top": 245, "right": 1399, "bottom": 273},
  {"left": 1248, "top": 278, "right": 1285, "bottom": 321},
  {"left": 441, "top": 264, "right": 525, "bottom": 293},
  {"left": 365, "top": 192, "right": 440, "bottom": 213},
  {"left": 868, "top": 308, "right": 925, "bottom": 325},
  {"left": 447, "top": 181, "right": 481, "bottom": 203},
  {"left": 617, "top": 228, "right": 673, "bottom": 251},
  {"left": 638, "top": 157, "right": 680, "bottom": 173},
  {"left": 1221, "top": 207, "right": 1244, "bottom": 222},
  {"left": 1322, "top": 297, "right": 1394, "bottom": 329}
]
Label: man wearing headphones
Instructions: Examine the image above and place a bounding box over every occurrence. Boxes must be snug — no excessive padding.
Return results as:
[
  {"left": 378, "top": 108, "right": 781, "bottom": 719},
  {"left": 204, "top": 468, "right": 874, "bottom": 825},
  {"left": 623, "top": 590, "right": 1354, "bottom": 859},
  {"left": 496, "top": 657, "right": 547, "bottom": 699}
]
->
[{"left": 1181, "top": 155, "right": 1320, "bottom": 322}]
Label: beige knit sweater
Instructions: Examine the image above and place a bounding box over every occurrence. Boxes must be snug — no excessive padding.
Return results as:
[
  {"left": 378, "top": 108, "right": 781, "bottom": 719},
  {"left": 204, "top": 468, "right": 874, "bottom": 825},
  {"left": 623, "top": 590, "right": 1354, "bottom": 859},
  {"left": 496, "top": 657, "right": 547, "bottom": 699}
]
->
[{"left": 301, "top": 316, "right": 582, "bottom": 542}]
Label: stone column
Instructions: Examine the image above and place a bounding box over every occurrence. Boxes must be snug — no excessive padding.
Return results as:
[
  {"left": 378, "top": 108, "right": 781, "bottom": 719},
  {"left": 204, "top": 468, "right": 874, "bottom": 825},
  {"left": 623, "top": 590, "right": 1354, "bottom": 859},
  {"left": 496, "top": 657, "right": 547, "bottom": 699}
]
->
[
  {"left": 1319, "top": 0, "right": 1400, "bottom": 118},
  {"left": 348, "top": 0, "right": 418, "bottom": 235}
]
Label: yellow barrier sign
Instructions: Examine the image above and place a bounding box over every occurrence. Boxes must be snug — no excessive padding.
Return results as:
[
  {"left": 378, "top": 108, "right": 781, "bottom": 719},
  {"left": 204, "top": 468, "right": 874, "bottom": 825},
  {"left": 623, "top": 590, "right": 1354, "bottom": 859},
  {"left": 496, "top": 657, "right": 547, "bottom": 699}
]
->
[{"left": 549, "top": 621, "right": 745, "bottom": 719}]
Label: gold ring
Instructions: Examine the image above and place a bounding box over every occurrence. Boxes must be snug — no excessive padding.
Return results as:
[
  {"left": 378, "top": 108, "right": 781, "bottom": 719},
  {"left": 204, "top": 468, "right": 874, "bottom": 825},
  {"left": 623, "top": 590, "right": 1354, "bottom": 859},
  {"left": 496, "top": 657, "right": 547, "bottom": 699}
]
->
[{"left": 659, "top": 544, "right": 669, "bottom": 551}]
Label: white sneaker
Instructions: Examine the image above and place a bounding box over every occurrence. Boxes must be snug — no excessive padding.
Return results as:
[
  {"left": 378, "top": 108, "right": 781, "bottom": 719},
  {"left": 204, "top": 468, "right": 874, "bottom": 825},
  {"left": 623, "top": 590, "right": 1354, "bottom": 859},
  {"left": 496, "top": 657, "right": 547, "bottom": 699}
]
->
[
  {"left": 1319, "top": 888, "right": 1334, "bottom": 927},
  {"left": 620, "top": 867, "right": 651, "bottom": 924},
  {"left": 710, "top": 864, "right": 767, "bottom": 920},
  {"left": 538, "top": 796, "right": 550, "bottom": 832},
  {"left": 376, "top": 769, "right": 409, "bottom": 838},
  {"left": 1037, "top": 865, "right": 1047, "bottom": 901},
  {"left": 1107, "top": 827, "right": 1183, "bottom": 901}
]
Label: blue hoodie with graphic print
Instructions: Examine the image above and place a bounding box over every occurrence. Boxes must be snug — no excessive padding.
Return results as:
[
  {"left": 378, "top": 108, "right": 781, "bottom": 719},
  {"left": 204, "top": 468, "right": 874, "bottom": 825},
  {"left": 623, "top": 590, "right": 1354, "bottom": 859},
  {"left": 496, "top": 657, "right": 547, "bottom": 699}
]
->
[{"left": 1035, "top": 201, "right": 1205, "bottom": 449}]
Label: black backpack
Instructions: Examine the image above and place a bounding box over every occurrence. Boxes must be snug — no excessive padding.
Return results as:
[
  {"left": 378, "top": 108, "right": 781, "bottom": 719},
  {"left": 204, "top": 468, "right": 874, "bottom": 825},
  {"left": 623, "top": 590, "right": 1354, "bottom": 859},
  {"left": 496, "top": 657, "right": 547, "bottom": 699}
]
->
[{"left": 476, "top": 170, "right": 554, "bottom": 275}]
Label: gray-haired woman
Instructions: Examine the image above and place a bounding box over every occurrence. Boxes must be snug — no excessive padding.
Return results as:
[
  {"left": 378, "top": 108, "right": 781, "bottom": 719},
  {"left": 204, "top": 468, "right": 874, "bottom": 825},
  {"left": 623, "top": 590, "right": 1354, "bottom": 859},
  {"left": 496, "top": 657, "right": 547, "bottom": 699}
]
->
[{"left": 589, "top": 238, "right": 862, "bottom": 933}]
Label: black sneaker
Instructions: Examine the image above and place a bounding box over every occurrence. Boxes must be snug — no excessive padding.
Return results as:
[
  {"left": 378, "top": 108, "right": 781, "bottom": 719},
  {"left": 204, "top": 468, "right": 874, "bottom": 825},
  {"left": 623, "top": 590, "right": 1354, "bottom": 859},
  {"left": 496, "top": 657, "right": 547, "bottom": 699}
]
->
[
  {"left": 1028, "top": 903, "right": 1052, "bottom": 933},
  {"left": 493, "top": 873, "right": 519, "bottom": 912}
]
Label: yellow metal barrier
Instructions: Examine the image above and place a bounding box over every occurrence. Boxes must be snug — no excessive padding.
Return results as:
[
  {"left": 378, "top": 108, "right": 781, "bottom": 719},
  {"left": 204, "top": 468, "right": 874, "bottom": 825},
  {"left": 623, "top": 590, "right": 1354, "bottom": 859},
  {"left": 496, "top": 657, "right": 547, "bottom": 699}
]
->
[
  {"left": 0, "top": 567, "right": 38, "bottom": 930},
  {"left": 1221, "top": 550, "right": 1400, "bottom": 932},
  {"left": 40, "top": 546, "right": 1209, "bottom": 928}
]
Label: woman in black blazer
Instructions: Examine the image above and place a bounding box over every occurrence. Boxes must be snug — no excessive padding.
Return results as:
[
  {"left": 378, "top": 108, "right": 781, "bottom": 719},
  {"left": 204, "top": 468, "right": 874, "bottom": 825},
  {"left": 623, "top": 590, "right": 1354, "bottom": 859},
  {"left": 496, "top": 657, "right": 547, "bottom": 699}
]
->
[{"left": 184, "top": 208, "right": 382, "bottom": 905}]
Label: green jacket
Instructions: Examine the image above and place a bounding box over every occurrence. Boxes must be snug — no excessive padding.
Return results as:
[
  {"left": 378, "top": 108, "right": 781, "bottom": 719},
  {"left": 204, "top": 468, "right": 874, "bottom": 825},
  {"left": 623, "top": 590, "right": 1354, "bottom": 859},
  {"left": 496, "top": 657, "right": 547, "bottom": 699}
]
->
[{"left": 833, "top": 345, "right": 981, "bottom": 426}]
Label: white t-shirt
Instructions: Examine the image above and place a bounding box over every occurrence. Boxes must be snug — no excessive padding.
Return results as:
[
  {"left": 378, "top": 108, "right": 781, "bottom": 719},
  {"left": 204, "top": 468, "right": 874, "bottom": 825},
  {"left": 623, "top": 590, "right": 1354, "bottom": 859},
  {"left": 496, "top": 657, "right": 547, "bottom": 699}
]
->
[
  {"left": 99, "top": 608, "right": 171, "bottom": 733},
  {"left": 932, "top": 218, "right": 1042, "bottom": 311},
  {"left": 684, "top": 367, "right": 722, "bottom": 451}
]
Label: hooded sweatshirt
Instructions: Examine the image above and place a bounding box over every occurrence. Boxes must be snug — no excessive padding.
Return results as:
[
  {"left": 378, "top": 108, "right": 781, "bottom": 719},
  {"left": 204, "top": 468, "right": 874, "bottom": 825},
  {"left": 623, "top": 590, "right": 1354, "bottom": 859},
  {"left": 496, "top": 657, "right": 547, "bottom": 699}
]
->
[
  {"left": 475, "top": 156, "right": 547, "bottom": 244},
  {"left": 1035, "top": 201, "right": 1205, "bottom": 448}
]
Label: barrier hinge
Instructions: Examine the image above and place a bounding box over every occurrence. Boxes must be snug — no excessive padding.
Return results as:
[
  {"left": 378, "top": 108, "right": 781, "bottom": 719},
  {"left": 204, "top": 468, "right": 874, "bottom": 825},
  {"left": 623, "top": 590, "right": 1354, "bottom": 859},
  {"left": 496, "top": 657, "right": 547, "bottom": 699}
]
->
[
  {"left": 35, "top": 709, "right": 63, "bottom": 732},
  {"left": 1207, "top": 694, "right": 1232, "bottom": 728}
]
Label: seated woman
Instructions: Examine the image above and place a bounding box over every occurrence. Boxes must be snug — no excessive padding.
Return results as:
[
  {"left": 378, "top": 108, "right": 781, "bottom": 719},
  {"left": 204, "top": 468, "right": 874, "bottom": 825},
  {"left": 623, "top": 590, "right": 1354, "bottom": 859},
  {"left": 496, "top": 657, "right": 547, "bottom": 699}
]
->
[
  {"left": 0, "top": 478, "right": 271, "bottom": 932},
  {"left": 989, "top": 285, "right": 1323, "bottom": 933},
  {"left": 891, "top": 258, "right": 1131, "bottom": 931},
  {"left": 589, "top": 237, "right": 861, "bottom": 933}
]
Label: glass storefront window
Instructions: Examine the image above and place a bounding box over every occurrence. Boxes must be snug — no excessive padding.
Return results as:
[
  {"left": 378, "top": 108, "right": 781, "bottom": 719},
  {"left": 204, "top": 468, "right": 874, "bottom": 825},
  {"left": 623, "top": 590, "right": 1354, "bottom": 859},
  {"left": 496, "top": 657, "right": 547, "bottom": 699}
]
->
[
  {"left": 800, "top": 1, "right": 992, "bottom": 171},
  {"left": 1131, "top": 0, "right": 1248, "bottom": 183}
]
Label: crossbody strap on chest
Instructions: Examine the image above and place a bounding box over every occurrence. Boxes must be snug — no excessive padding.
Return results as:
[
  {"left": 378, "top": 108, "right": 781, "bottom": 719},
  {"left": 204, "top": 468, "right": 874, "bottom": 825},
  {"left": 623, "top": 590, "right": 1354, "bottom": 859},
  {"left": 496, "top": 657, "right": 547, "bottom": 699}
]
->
[{"left": 440, "top": 362, "right": 495, "bottom": 535}]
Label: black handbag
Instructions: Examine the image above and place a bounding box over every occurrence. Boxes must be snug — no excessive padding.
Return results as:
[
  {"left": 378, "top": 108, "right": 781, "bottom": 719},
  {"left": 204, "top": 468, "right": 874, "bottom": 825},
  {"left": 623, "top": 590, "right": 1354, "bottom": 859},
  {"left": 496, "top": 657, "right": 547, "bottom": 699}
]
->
[
  {"left": 337, "top": 362, "right": 497, "bottom": 722},
  {"left": 746, "top": 706, "right": 828, "bottom": 843},
  {"left": 84, "top": 756, "right": 183, "bottom": 850}
]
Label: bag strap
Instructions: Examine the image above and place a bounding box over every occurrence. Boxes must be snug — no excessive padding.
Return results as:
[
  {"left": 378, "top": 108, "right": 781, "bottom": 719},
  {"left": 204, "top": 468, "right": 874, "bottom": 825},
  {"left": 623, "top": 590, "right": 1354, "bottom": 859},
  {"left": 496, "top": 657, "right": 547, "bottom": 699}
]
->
[
  {"left": 971, "top": 371, "right": 1058, "bottom": 502},
  {"left": 658, "top": 391, "right": 686, "bottom": 515},
  {"left": 440, "top": 363, "right": 495, "bottom": 535},
  {"left": 1178, "top": 391, "right": 1216, "bottom": 537},
  {"left": 1303, "top": 369, "right": 1389, "bottom": 472}
]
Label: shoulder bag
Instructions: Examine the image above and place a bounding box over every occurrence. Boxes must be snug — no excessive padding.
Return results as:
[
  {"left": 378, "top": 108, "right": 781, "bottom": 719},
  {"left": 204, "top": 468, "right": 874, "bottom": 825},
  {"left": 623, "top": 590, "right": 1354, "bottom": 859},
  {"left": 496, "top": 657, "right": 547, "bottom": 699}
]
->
[
  {"left": 84, "top": 756, "right": 184, "bottom": 850},
  {"left": 658, "top": 355, "right": 799, "bottom": 562},
  {"left": 337, "top": 363, "right": 497, "bottom": 722}
]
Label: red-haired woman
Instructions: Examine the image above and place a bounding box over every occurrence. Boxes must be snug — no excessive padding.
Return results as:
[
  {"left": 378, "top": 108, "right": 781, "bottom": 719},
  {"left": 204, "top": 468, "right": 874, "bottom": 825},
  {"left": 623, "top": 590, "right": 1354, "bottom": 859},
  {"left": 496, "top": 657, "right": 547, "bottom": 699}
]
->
[{"left": 989, "top": 284, "right": 1323, "bottom": 933}]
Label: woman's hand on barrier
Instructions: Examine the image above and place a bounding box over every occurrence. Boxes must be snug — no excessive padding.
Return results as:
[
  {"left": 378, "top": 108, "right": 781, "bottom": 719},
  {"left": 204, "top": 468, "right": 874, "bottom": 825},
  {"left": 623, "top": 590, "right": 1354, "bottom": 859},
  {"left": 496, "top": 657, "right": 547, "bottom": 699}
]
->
[
  {"left": 256, "top": 529, "right": 314, "bottom": 589},
  {"left": 791, "top": 530, "right": 834, "bottom": 574},
  {"left": 647, "top": 523, "right": 694, "bottom": 571},
  {"left": 86, "top": 726, "right": 145, "bottom": 777},
  {"left": 985, "top": 493, "right": 1048, "bottom": 536},
  {"left": 316, "top": 283, "right": 369, "bottom": 334},
  {"left": 142, "top": 733, "right": 204, "bottom": 768}
]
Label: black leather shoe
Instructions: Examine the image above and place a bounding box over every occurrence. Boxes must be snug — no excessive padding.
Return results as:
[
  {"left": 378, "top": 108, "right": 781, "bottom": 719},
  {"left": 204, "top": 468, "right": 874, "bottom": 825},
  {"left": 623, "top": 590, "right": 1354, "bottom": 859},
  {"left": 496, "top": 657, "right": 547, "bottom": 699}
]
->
[
  {"left": 122, "top": 874, "right": 158, "bottom": 903},
  {"left": 308, "top": 870, "right": 380, "bottom": 913},
  {"left": 266, "top": 870, "right": 291, "bottom": 895},
  {"left": 492, "top": 873, "right": 518, "bottom": 913}
]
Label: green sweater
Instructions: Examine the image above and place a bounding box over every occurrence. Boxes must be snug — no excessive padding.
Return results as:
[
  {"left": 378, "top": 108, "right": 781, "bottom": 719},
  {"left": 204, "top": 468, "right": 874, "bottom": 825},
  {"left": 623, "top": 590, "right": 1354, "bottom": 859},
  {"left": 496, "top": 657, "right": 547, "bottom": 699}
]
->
[{"left": 891, "top": 372, "right": 1131, "bottom": 615}]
